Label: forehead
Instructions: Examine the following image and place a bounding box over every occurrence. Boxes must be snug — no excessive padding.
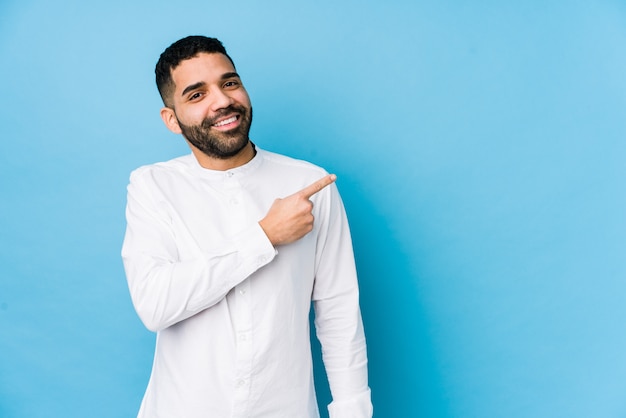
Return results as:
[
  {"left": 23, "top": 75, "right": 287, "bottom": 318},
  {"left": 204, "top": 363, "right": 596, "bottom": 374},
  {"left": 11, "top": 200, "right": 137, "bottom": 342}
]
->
[{"left": 170, "top": 53, "right": 236, "bottom": 92}]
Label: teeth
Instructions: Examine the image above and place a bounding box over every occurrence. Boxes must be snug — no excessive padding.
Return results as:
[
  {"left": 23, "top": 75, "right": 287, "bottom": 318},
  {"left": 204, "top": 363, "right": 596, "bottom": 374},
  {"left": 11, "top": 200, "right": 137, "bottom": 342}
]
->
[{"left": 214, "top": 116, "right": 237, "bottom": 127}]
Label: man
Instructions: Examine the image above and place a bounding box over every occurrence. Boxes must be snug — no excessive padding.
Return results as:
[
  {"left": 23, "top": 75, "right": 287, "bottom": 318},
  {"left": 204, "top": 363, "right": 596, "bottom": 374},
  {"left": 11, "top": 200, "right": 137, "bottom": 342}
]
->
[{"left": 121, "top": 35, "right": 372, "bottom": 418}]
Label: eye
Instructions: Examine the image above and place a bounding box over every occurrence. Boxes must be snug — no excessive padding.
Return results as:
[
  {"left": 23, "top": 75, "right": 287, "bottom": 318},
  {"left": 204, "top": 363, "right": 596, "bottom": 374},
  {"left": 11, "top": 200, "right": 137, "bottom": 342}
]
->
[
  {"left": 223, "top": 80, "right": 240, "bottom": 89},
  {"left": 188, "top": 92, "right": 203, "bottom": 101}
]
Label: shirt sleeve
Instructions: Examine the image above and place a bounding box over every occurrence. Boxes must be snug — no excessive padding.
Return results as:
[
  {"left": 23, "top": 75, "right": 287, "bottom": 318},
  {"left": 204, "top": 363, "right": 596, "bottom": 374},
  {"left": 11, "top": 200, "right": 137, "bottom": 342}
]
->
[
  {"left": 121, "top": 169, "right": 276, "bottom": 332},
  {"left": 312, "top": 184, "right": 373, "bottom": 418}
]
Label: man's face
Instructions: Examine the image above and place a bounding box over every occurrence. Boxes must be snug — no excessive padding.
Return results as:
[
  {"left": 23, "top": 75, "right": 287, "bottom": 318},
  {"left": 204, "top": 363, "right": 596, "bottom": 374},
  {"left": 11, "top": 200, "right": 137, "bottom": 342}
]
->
[{"left": 164, "top": 53, "right": 253, "bottom": 159}]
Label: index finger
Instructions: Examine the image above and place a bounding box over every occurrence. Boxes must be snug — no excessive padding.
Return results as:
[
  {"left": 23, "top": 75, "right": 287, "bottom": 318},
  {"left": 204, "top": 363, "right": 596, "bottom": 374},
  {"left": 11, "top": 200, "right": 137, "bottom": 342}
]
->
[{"left": 297, "top": 174, "right": 337, "bottom": 199}]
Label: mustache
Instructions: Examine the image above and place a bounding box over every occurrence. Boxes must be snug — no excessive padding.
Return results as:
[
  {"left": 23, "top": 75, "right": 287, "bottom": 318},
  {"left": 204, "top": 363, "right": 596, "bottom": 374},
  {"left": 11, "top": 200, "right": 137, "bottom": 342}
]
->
[{"left": 200, "top": 105, "right": 248, "bottom": 129}]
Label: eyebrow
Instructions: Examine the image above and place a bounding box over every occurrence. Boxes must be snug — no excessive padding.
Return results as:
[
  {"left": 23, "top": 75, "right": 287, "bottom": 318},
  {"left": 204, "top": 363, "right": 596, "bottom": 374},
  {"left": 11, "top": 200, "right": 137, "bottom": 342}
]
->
[
  {"left": 181, "top": 81, "right": 206, "bottom": 97},
  {"left": 221, "top": 72, "right": 240, "bottom": 80},
  {"left": 180, "top": 72, "right": 242, "bottom": 97}
]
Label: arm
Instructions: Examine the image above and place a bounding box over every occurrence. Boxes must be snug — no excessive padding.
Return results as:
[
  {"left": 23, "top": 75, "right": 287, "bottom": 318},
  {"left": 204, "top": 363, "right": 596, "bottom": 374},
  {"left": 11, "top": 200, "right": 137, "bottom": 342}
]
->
[
  {"left": 121, "top": 170, "right": 276, "bottom": 332},
  {"left": 121, "top": 169, "right": 337, "bottom": 332},
  {"left": 313, "top": 185, "right": 373, "bottom": 418}
]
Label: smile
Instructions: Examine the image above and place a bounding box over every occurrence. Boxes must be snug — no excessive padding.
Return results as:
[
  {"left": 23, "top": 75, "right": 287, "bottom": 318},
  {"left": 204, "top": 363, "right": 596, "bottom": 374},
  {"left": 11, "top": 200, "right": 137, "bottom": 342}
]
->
[{"left": 213, "top": 116, "right": 238, "bottom": 127}]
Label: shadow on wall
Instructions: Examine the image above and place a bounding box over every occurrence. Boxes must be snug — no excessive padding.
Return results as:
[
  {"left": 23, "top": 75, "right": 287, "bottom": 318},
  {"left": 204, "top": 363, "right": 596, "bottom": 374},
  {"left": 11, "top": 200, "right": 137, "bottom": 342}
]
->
[{"left": 311, "top": 175, "right": 448, "bottom": 418}]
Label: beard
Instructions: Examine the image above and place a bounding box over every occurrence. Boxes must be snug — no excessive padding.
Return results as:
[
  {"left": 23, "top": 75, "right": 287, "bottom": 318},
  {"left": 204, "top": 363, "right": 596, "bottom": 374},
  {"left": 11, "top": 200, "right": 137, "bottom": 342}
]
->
[{"left": 177, "top": 105, "right": 253, "bottom": 160}]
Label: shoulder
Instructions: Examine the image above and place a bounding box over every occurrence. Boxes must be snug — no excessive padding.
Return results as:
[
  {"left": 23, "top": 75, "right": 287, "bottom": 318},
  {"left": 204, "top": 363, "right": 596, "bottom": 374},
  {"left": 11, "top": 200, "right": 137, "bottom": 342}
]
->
[
  {"left": 128, "top": 154, "right": 195, "bottom": 183},
  {"left": 256, "top": 149, "right": 342, "bottom": 208},
  {"left": 258, "top": 149, "right": 328, "bottom": 179}
]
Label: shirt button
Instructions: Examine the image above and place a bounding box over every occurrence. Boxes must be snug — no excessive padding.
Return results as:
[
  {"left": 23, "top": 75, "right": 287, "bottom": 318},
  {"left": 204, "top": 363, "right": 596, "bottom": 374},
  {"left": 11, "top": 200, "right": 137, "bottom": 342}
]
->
[
  {"left": 239, "top": 288, "right": 246, "bottom": 295},
  {"left": 230, "top": 198, "right": 239, "bottom": 205},
  {"left": 226, "top": 172, "right": 234, "bottom": 178},
  {"left": 236, "top": 379, "right": 246, "bottom": 388}
]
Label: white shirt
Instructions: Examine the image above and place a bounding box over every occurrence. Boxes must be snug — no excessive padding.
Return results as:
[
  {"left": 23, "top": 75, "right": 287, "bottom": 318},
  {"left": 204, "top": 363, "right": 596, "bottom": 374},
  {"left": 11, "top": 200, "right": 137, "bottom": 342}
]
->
[{"left": 121, "top": 148, "right": 372, "bottom": 418}]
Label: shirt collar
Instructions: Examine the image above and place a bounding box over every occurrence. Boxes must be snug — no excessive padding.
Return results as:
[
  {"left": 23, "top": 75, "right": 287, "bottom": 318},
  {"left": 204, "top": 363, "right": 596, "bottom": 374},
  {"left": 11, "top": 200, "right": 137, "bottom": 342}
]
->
[{"left": 187, "top": 145, "right": 264, "bottom": 180}]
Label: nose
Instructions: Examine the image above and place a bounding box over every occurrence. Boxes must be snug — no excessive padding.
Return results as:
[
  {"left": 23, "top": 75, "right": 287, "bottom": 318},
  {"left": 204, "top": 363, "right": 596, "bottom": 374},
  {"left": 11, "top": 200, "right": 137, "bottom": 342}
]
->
[{"left": 210, "top": 87, "right": 235, "bottom": 111}]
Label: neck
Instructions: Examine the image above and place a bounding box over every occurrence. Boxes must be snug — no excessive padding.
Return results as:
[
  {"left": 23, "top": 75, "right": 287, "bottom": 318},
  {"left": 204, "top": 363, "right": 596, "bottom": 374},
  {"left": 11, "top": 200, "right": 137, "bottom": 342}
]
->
[{"left": 189, "top": 141, "right": 256, "bottom": 171}]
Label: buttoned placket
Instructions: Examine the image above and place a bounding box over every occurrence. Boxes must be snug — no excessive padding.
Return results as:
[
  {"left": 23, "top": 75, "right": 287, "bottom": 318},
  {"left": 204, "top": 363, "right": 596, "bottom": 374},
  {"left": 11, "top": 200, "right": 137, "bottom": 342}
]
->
[{"left": 223, "top": 170, "right": 255, "bottom": 418}]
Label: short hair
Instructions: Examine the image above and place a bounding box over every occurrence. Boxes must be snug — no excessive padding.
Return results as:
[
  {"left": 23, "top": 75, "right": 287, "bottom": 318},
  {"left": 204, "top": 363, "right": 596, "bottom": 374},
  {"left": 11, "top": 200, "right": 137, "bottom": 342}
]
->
[{"left": 155, "top": 36, "right": 235, "bottom": 107}]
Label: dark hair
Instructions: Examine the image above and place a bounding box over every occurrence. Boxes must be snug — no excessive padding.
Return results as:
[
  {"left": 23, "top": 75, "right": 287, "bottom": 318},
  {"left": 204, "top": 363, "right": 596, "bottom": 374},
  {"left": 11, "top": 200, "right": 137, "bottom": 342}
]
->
[{"left": 155, "top": 36, "right": 235, "bottom": 107}]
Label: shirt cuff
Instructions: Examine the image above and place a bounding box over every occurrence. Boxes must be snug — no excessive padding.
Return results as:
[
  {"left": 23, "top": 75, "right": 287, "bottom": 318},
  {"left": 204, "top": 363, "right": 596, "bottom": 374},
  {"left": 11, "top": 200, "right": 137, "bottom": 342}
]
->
[
  {"left": 327, "top": 388, "right": 373, "bottom": 418},
  {"left": 233, "top": 222, "right": 277, "bottom": 270}
]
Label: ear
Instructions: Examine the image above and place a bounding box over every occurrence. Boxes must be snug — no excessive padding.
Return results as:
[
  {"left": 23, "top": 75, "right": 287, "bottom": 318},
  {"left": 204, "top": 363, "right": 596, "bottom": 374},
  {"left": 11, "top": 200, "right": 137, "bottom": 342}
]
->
[{"left": 160, "top": 107, "right": 182, "bottom": 134}]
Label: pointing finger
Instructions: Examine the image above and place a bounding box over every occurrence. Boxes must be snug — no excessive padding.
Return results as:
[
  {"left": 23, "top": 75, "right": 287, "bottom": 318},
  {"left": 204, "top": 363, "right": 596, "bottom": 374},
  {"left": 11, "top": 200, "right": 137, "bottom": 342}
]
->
[{"left": 297, "top": 174, "right": 337, "bottom": 199}]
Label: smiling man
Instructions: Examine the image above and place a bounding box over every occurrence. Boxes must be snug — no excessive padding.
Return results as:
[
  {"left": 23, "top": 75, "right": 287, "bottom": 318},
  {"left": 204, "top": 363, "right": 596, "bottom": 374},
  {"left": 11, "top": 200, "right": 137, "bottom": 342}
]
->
[{"left": 121, "top": 36, "right": 372, "bottom": 418}]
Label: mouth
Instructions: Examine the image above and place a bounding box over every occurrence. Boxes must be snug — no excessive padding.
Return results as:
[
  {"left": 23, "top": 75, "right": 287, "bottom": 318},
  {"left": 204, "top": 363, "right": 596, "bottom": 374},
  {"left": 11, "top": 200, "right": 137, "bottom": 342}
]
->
[{"left": 212, "top": 115, "right": 240, "bottom": 130}]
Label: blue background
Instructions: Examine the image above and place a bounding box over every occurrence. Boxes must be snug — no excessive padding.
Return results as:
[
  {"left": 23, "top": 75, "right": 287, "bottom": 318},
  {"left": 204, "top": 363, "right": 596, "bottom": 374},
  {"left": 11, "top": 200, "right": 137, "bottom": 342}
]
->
[{"left": 1, "top": 1, "right": 625, "bottom": 417}]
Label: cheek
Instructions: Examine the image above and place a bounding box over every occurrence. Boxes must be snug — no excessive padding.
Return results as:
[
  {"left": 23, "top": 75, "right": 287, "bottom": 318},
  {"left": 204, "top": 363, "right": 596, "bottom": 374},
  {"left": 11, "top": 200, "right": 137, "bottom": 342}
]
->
[
  {"left": 235, "top": 90, "right": 252, "bottom": 108},
  {"left": 179, "top": 107, "right": 210, "bottom": 126}
]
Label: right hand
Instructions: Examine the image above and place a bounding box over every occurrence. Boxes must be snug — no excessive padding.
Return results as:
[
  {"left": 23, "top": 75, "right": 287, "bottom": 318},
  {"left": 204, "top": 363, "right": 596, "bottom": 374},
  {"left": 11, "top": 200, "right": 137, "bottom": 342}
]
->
[{"left": 259, "top": 174, "right": 337, "bottom": 246}]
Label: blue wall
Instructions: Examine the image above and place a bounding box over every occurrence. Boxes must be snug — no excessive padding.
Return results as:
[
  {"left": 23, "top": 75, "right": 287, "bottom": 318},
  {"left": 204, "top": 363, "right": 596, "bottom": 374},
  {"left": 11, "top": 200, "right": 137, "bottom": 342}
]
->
[{"left": 1, "top": 1, "right": 625, "bottom": 417}]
